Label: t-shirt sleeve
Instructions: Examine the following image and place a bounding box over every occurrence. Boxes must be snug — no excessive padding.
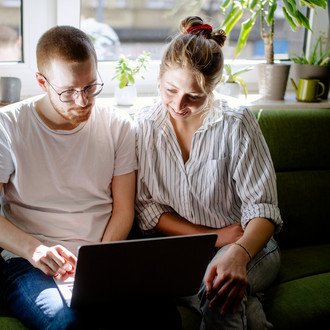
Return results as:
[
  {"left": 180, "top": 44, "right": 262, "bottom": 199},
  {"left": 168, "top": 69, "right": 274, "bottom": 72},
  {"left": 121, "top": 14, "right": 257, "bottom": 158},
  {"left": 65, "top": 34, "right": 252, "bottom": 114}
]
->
[
  {"left": 111, "top": 110, "right": 137, "bottom": 176},
  {"left": 0, "top": 119, "right": 14, "bottom": 183}
]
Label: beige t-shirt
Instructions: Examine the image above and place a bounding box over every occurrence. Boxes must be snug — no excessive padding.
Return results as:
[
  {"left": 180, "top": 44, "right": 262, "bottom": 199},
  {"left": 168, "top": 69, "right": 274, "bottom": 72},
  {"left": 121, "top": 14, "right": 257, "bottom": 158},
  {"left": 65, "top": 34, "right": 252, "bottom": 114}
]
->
[{"left": 0, "top": 97, "right": 137, "bottom": 259}]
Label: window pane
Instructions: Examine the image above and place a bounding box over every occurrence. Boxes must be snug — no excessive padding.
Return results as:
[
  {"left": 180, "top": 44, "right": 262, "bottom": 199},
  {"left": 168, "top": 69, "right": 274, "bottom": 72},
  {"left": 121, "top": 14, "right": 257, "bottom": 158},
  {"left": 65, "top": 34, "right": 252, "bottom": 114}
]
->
[
  {"left": 0, "top": 0, "right": 22, "bottom": 62},
  {"left": 80, "top": 0, "right": 307, "bottom": 62}
]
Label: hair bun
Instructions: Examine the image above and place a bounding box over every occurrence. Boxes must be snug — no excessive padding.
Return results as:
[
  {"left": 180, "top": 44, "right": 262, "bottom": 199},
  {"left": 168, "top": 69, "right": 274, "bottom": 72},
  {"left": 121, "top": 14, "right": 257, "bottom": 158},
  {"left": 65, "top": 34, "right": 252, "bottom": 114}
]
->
[
  {"left": 179, "top": 16, "right": 204, "bottom": 34},
  {"left": 212, "top": 29, "right": 227, "bottom": 48}
]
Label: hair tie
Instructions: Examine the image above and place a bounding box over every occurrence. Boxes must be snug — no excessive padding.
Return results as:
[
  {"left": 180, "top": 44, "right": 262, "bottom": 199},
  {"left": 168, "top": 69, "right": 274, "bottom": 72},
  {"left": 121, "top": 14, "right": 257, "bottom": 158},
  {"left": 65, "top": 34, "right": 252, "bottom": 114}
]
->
[{"left": 186, "top": 24, "right": 213, "bottom": 38}]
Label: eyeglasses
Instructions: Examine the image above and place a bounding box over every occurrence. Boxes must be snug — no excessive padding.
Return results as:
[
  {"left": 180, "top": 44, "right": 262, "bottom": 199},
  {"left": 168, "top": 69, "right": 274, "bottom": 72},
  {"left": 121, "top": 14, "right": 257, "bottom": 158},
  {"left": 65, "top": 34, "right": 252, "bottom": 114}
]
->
[{"left": 39, "top": 72, "right": 104, "bottom": 103}]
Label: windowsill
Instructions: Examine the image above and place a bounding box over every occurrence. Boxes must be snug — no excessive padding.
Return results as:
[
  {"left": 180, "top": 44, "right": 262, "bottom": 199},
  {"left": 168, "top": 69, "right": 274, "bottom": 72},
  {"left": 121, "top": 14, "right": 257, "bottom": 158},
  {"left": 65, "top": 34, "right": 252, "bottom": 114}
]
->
[
  {"left": 97, "top": 93, "right": 330, "bottom": 116},
  {"left": 2, "top": 93, "right": 329, "bottom": 113},
  {"left": 246, "top": 93, "right": 330, "bottom": 110}
]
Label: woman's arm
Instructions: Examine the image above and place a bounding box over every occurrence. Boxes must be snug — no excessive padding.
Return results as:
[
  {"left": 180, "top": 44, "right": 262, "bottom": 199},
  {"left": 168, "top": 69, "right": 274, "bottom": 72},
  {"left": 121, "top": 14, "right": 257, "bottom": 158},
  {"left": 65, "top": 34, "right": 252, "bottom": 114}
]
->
[
  {"left": 204, "top": 217, "right": 275, "bottom": 315},
  {"left": 156, "top": 212, "right": 244, "bottom": 248}
]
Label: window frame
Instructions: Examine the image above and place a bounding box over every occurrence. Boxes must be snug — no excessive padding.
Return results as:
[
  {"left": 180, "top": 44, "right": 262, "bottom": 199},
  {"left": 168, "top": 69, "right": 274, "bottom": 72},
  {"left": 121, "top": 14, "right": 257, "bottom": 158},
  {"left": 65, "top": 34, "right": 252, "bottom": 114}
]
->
[{"left": 0, "top": 0, "right": 328, "bottom": 98}]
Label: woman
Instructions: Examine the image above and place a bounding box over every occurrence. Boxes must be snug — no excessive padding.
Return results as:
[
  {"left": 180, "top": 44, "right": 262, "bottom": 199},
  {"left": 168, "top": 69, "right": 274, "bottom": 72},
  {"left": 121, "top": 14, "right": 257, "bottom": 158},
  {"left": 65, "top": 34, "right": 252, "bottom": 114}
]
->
[{"left": 135, "top": 16, "right": 283, "bottom": 329}]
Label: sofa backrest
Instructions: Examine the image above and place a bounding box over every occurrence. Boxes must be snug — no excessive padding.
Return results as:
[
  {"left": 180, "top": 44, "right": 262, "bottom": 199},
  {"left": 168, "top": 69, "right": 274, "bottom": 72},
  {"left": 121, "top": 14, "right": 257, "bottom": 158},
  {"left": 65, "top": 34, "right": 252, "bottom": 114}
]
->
[{"left": 253, "top": 108, "right": 330, "bottom": 249}]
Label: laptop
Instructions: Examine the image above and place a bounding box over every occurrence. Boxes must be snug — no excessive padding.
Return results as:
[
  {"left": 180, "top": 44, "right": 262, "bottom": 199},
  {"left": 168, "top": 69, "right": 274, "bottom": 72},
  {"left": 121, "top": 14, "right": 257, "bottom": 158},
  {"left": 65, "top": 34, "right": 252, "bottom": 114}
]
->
[{"left": 55, "top": 233, "right": 217, "bottom": 308}]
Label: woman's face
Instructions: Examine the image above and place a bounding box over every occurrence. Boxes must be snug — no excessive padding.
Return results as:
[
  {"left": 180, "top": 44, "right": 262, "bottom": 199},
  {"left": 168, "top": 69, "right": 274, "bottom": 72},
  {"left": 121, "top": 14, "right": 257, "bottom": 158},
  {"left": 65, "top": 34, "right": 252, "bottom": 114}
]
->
[{"left": 159, "top": 67, "right": 209, "bottom": 122}]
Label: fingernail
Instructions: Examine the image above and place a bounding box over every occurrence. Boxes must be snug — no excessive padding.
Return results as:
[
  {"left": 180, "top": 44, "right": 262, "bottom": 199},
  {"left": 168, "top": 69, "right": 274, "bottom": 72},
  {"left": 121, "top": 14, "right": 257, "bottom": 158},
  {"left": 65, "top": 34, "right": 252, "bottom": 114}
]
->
[{"left": 63, "top": 263, "right": 72, "bottom": 271}]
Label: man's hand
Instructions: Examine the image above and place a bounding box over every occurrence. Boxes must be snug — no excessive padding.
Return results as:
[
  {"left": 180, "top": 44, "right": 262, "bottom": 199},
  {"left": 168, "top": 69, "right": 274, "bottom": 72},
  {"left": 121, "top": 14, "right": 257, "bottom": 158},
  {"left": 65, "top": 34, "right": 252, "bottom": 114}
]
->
[{"left": 30, "top": 244, "right": 77, "bottom": 277}]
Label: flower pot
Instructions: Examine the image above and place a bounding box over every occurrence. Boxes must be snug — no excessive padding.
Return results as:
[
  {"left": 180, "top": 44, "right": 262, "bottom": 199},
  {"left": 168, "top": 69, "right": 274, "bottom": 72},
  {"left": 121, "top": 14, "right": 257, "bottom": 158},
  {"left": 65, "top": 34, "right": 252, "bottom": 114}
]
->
[
  {"left": 258, "top": 63, "right": 291, "bottom": 100},
  {"left": 114, "top": 85, "right": 137, "bottom": 105},
  {"left": 218, "top": 82, "right": 241, "bottom": 98},
  {"left": 291, "top": 63, "right": 330, "bottom": 100}
]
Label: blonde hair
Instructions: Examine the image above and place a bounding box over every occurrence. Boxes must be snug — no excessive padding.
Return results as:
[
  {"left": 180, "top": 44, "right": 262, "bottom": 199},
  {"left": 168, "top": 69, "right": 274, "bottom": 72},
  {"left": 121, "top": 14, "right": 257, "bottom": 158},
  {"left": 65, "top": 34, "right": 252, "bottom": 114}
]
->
[
  {"left": 160, "top": 16, "right": 226, "bottom": 94},
  {"left": 36, "top": 26, "right": 97, "bottom": 74}
]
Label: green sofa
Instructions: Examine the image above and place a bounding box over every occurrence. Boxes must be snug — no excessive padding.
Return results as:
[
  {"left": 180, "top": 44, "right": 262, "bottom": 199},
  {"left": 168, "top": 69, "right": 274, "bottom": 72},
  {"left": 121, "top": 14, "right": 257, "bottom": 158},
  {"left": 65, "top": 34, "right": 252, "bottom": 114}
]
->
[{"left": 1, "top": 107, "right": 330, "bottom": 329}]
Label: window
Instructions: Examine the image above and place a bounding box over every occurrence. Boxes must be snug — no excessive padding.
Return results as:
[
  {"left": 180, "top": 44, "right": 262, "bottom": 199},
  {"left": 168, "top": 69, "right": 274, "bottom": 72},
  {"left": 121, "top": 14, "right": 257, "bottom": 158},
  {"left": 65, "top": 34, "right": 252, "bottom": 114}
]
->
[
  {"left": 0, "top": 0, "right": 22, "bottom": 62},
  {"left": 80, "top": 0, "right": 308, "bottom": 62}
]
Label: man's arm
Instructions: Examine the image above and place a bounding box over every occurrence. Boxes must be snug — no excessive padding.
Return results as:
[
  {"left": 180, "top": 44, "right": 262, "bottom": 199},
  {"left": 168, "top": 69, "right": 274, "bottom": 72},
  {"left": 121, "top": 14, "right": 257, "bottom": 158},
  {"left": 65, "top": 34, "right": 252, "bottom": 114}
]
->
[
  {"left": 0, "top": 182, "right": 76, "bottom": 277},
  {"left": 101, "top": 171, "right": 136, "bottom": 242}
]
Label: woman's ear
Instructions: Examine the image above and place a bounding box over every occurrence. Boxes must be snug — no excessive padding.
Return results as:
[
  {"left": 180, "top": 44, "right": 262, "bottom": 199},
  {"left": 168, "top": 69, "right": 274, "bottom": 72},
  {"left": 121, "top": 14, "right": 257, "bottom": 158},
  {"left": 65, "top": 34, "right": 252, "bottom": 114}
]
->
[{"left": 35, "top": 72, "right": 47, "bottom": 92}]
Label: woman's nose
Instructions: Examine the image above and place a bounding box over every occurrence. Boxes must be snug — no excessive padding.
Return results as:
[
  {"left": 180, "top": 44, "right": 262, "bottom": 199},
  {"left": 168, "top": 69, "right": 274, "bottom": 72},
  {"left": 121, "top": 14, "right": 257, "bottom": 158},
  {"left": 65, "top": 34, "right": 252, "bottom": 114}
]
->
[{"left": 173, "top": 95, "right": 187, "bottom": 111}]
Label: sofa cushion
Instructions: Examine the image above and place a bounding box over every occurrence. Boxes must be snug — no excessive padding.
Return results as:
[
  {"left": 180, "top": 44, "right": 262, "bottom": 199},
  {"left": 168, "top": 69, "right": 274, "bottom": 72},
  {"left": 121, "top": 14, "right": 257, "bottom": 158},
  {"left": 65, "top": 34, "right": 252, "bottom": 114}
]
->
[
  {"left": 263, "top": 272, "right": 330, "bottom": 330},
  {"left": 0, "top": 317, "right": 27, "bottom": 330},
  {"left": 254, "top": 108, "right": 330, "bottom": 172},
  {"left": 275, "top": 170, "right": 330, "bottom": 248},
  {"left": 276, "top": 243, "right": 330, "bottom": 283},
  {"left": 177, "top": 305, "right": 200, "bottom": 330}
]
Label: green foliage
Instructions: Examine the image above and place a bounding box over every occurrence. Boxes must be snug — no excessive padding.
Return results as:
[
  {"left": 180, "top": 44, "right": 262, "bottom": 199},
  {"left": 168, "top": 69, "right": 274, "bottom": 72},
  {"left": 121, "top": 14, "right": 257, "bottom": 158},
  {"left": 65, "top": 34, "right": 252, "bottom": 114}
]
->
[
  {"left": 112, "top": 51, "right": 151, "bottom": 89},
  {"left": 222, "top": 64, "right": 254, "bottom": 97},
  {"left": 290, "top": 33, "right": 330, "bottom": 66},
  {"left": 220, "top": 0, "right": 327, "bottom": 63}
]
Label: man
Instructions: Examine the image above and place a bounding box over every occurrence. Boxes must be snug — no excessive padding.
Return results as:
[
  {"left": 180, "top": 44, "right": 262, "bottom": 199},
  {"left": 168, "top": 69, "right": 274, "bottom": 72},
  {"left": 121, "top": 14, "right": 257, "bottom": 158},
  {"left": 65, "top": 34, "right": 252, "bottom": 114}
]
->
[{"left": 0, "top": 26, "right": 136, "bottom": 329}]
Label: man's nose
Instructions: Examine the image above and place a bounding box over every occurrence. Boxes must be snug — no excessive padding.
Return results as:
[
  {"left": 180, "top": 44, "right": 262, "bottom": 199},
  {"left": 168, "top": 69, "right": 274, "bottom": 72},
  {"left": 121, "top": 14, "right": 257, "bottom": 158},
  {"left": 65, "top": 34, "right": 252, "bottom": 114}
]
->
[{"left": 74, "top": 91, "right": 88, "bottom": 107}]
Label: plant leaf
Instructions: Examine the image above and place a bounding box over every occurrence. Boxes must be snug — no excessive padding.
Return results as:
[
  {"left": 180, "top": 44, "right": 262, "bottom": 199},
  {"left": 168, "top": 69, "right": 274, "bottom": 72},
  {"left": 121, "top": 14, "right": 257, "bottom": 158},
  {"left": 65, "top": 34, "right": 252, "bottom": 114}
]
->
[
  {"left": 221, "top": 2, "right": 243, "bottom": 34},
  {"left": 222, "top": 0, "right": 233, "bottom": 9},
  {"left": 235, "top": 77, "right": 248, "bottom": 98},
  {"left": 119, "top": 80, "right": 127, "bottom": 89},
  {"left": 282, "top": 7, "right": 298, "bottom": 31},
  {"left": 295, "top": 10, "right": 311, "bottom": 30},
  {"left": 266, "top": 2, "right": 277, "bottom": 25},
  {"left": 249, "top": 0, "right": 259, "bottom": 10},
  {"left": 234, "top": 11, "right": 258, "bottom": 58},
  {"left": 232, "top": 66, "right": 254, "bottom": 78}
]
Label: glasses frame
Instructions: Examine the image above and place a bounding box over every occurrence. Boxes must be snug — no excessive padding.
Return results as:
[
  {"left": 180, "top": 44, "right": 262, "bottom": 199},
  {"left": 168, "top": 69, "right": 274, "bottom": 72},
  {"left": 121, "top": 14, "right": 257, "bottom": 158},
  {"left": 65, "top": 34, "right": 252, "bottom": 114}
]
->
[{"left": 39, "top": 71, "right": 104, "bottom": 103}]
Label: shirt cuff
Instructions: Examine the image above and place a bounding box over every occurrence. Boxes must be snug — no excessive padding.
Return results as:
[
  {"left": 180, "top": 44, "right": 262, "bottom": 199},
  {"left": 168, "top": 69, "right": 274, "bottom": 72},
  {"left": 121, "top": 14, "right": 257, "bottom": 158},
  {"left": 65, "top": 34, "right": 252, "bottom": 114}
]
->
[
  {"left": 241, "top": 203, "right": 283, "bottom": 234},
  {"left": 136, "top": 203, "right": 173, "bottom": 232}
]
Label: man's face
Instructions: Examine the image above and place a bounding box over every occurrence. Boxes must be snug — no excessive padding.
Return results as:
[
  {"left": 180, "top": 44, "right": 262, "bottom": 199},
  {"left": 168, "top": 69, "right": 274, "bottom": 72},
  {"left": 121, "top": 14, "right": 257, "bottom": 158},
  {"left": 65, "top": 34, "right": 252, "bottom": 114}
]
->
[{"left": 44, "top": 58, "right": 98, "bottom": 127}]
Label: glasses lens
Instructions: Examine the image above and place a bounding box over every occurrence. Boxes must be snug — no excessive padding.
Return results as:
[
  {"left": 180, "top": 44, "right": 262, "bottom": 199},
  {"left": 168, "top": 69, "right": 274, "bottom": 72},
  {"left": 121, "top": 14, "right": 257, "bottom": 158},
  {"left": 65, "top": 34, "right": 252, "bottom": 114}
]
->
[
  {"left": 60, "top": 90, "right": 77, "bottom": 102},
  {"left": 85, "top": 84, "right": 103, "bottom": 97},
  {"left": 58, "top": 84, "right": 103, "bottom": 102}
]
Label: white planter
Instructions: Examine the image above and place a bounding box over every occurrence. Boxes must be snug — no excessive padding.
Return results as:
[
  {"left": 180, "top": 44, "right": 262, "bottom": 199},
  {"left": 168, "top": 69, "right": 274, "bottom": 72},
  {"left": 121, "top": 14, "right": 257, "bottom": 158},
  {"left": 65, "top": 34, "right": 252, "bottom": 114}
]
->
[
  {"left": 114, "top": 85, "right": 137, "bottom": 105},
  {"left": 217, "top": 82, "right": 241, "bottom": 98}
]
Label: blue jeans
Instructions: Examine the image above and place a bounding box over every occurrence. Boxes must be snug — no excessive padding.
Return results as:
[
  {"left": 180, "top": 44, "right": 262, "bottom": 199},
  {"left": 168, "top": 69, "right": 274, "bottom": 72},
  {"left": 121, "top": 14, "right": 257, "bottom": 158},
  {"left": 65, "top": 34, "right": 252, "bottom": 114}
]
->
[
  {"left": 198, "top": 237, "right": 280, "bottom": 330},
  {"left": 2, "top": 257, "right": 182, "bottom": 330},
  {"left": 2, "top": 258, "right": 86, "bottom": 329}
]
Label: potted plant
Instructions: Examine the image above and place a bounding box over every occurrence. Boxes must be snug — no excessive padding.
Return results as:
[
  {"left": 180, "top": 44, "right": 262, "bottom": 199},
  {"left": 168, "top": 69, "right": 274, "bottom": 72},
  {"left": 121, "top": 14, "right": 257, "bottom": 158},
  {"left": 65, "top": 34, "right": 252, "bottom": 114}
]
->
[
  {"left": 290, "top": 33, "right": 330, "bottom": 99},
  {"left": 112, "top": 51, "right": 150, "bottom": 105},
  {"left": 217, "top": 64, "right": 253, "bottom": 98},
  {"left": 220, "top": 0, "right": 327, "bottom": 100}
]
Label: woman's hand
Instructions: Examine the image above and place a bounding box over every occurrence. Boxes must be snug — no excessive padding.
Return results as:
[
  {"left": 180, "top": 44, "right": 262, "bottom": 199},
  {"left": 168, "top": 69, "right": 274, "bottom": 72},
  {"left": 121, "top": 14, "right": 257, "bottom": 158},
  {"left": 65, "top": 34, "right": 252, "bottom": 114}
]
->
[
  {"left": 30, "top": 244, "right": 77, "bottom": 277},
  {"left": 204, "top": 243, "right": 250, "bottom": 315},
  {"left": 215, "top": 223, "right": 244, "bottom": 248}
]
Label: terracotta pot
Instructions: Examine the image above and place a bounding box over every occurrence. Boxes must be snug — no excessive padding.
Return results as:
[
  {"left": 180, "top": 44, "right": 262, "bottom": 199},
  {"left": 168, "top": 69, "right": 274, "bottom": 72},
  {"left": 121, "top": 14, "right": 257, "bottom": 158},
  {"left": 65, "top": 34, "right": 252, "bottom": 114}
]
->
[
  {"left": 291, "top": 63, "right": 330, "bottom": 100},
  {"left": 258, "top": 63, "right": 291, "bottom": 100}
]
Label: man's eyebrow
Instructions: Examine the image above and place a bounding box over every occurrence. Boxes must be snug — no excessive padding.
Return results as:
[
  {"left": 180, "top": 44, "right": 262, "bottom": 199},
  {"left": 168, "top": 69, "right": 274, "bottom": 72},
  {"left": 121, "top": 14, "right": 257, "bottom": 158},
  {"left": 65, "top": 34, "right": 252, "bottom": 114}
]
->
[{"left": 55, "top": 78, "right": 98, "bottom": 90}]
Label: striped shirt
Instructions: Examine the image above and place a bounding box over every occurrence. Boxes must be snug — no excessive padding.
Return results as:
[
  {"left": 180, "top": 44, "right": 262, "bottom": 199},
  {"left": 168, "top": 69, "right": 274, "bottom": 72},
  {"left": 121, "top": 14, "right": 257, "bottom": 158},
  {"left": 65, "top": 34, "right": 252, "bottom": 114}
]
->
[{"left": 135, "top": 98, "right": 282, "bottom": 234}]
